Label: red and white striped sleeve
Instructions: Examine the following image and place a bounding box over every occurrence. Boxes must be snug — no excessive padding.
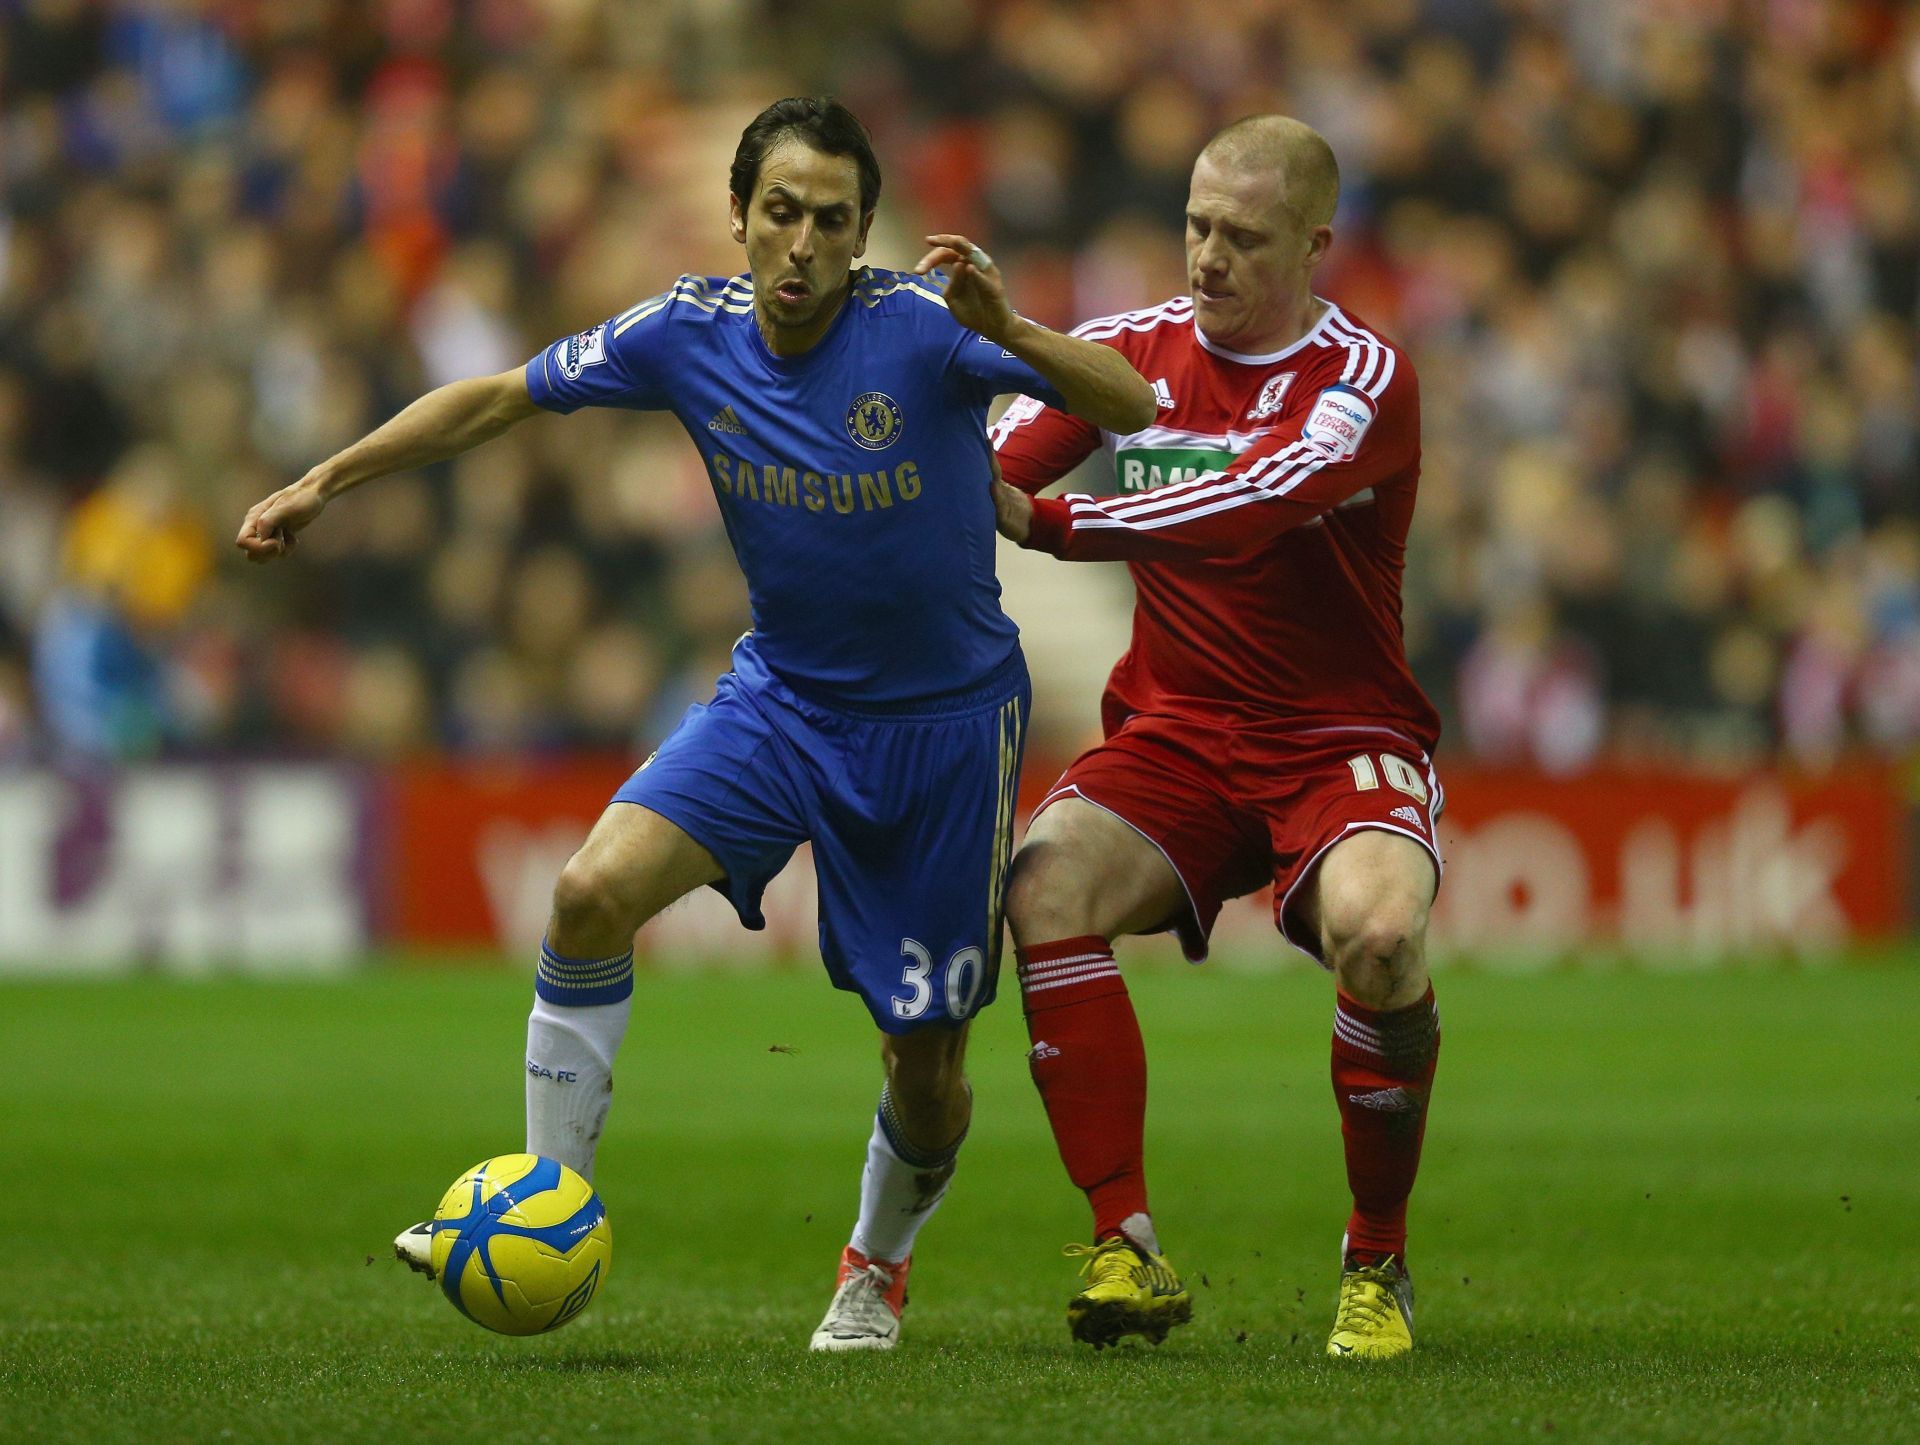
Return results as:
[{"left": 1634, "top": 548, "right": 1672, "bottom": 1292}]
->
[
  {"left": 989, "top": 392, "right": 1100, "bottom": 496},
  {"left": 1021, "top": 343, "right": 1414, "bottom": 562},
  {"left": 987, "top": 304, "right": 1176, "bottom": 494}
]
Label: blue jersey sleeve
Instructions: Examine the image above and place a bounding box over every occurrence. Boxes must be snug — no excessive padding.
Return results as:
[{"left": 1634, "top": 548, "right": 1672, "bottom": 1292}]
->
[
  {"left": 914, "top": 270, "right": 1065, "bottom": 409},
  {"left": 524, "top": 295, "right": 673, "bottom": 414},
  {"left": 948, "top": 329, "right": 1067, "bottom": 410}
]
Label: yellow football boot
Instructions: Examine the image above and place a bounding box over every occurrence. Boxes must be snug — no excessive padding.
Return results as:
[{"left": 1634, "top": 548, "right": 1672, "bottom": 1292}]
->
[
  {"left": 1326, "top": 1255, "right": 1415, "bottom": 1360},
  {"left": 1062, "top": 1237, "right": 1193, "bottom": 1348}
]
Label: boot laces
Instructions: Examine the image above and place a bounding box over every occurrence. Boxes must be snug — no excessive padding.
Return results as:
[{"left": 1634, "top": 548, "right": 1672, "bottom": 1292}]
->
[
  {"left": 1065, "top": 1238, "right": 1140, "bottom": 1286},
  {"left": 1335, "top": 1262, "right": 1403, "bottom": 1332},
  {"left": 832, "top": 1262, "right": 899, "bottom": 1323}
]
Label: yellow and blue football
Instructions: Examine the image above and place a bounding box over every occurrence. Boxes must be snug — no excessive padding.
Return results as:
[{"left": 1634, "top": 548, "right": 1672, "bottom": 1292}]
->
[{"left": 429, "top": 1154, "right": 611, "bottom": 1335}]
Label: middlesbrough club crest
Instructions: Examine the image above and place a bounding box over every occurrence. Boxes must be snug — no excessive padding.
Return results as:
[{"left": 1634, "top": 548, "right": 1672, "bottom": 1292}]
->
[{"left": 1250, "top": 371, "right": 1295, "bottom": 420}]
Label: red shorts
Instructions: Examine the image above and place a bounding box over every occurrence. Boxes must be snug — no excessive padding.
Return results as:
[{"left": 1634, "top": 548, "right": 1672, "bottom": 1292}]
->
[{"left": 1032, "top": 715, "right": 1445, "bottom": 964}]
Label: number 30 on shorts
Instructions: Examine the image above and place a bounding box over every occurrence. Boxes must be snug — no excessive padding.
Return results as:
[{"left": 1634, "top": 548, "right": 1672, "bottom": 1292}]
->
[
  {"left": 1346, "top": 752, "right": 1430, "bottom": 803},
  {"left": 893, "top": 939, "right": 987, "bottom": 1022}
]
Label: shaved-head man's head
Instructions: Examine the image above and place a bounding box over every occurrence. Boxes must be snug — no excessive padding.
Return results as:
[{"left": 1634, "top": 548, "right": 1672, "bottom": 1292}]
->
[
  {"left": 1198, "top": 115, "right": 1340, "bottom": 230},
  {"left": 1184, "top": 115, "right": 1339, "bottom": 353}
]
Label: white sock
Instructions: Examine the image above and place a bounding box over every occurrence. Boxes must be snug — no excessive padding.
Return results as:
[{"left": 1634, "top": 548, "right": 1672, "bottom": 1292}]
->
[
  {"left": 1118, "top": 1211, "right": 1161, "bottom": 1255},
  {"left": 525, "top": 939, "right": 634, "bottom": 1182},
  {"left": 849, "top": 1086, "right": 966, "bottom": 1265}
]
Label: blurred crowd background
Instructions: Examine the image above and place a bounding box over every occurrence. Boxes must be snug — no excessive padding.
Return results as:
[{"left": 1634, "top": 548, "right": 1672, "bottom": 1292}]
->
[{"left": 2, "top": 0, "right": 1917, "bottom": 771}]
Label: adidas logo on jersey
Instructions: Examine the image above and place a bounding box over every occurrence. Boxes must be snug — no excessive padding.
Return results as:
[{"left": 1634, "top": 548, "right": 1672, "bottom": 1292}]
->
[
  {"left": 1390, "top": 805, "right": 1425, "bottom": 830},
  {"left": 708, "top": 405, "right": 748, "bottom": 435},
  {"left": 1027, "top": 1040, "right": 1061, "bottom": 1061},
  {"left": 1152, "top": 378, "right": 1175, "bottom": 410}
]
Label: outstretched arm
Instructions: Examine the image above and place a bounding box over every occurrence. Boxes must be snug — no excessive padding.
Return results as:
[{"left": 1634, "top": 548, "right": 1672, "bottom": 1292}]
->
[
  {"left": 235, "top": 368, "right": 539, "bottom": 562},
  {"left": 915, "top": 233, "right": 1156, "bottom": 435},
  {"left": 998, "top": 440, "right": 1359, "bottom": 559},
  {"left": 1002, "top": 379, "right": 1415, "bottom": 561}
]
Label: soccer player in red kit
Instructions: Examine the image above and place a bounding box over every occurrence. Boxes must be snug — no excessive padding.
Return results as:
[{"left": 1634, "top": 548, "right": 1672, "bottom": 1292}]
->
[{"left": 991, "top": 116, "right": 1442, "bottom": 1359}]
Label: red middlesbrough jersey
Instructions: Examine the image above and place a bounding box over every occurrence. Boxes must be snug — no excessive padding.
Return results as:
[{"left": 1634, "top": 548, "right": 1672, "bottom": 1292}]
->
[{"left": 992, "top": 295, "right": 1439, "bottom": 750}]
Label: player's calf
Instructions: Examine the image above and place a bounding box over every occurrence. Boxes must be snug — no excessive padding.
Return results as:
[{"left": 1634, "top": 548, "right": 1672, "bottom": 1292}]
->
[
  {"left": 521, "top": 805, "right": 726, "bottom": 1181},
  {"left": 1007, "top": 801, "right": 1195, "bottom": 1344},
  {"left": 524, "top": 951, "right": 631, "bottom": 1181},
  {"left": 878, "top": 1022, "right": 972, "bottom": 1151},
  {"left": 1306, "top": 829, "right": 1442, "bottom": 1343},
  {"left": 812, "top": 1026, "right": 972, "bottom": 1351},
  {"left": 1017, "top": 936, "right": 1153, "bottom": 1246},
  {"left": 862, "top": 1036, "right": 970, "bottom": 1247},
  {"left": 1017, "top": 936, "right": 1193, "bottom": 1348},
  {"left": 1328, "top": 982, "right": 1440, "bottom": 1269}
]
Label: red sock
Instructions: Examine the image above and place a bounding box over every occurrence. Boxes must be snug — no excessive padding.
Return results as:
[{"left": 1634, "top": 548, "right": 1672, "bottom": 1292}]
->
[
  {"left": 1331, "top": 986, "right": 1440, "bottom": 1263},
  {"left": 1018, "top": 936, "right": 1149, "bottom": 1242}
]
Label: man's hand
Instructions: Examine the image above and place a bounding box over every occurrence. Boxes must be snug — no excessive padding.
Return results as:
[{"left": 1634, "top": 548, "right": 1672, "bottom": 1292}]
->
[
  {"left": 919, "top": 233, "right": 1153, "bottom": 434},
  {"left": 235, "top": 476, "right": 328, "bottom": 562},
  {"left": 988, "top": 453, "right": 1033, "bottom": 544},
  {"left": 915, "top": 233, "right": 1018, "bottom": 346}
]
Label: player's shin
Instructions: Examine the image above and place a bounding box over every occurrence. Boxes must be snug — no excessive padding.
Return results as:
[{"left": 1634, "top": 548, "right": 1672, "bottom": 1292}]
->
[
  {"left": 1018, "top": 936, "right": 1156, "bottom": 1251},
  {"left": 1331, "top": 985, "right": 1440, "bottom": 1262},
  {"left": 848, "top": 1084, "right": 968, "bottom": 1264},
  {"left": 525, "top": 938, "right": 634, "bottom": 1181}
]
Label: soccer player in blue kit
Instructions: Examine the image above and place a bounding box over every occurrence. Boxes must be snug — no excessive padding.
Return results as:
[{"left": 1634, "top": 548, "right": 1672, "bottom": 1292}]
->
[{"left": 235, "top": 97, "right": 1156, "bottom": 1350}]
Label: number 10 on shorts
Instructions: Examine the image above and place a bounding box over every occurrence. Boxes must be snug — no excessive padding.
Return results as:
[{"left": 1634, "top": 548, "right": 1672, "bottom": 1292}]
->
[
  {"left": 1346, "top": 752, "right": 1429, "bottom": 803},
  {"left": 893, "top": 939, "right": 987, "bottom": 1022}
]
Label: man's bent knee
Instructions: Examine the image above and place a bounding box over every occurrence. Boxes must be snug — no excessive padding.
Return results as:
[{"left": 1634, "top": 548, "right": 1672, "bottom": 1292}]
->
[
  {"left": 1324, "top": 893, "right": 1425, "bottom": 962},
  {"left": 1006, "top": 842, "right": 1100, "bottom": 943},
  {"left": 1325, "top": 896, "right": 1430, "bottom": 1007},
  {"left": 550, "top": 852, "right": 640, "bottom": 948},
  {"left": 1309, "top": 830, "right": 1436, "bottom": 1007},
  {"left": 547, "top": 804, "right": 723, "bottom": 956},
  {"left": 1007, "top": 799, "right": 1186, "bottom": 944}
]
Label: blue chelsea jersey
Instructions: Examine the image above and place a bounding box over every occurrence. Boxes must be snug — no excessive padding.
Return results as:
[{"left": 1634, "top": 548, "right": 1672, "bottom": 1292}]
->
[{"left": 525, "top": 267, "right": 1065, "bottom": 706}]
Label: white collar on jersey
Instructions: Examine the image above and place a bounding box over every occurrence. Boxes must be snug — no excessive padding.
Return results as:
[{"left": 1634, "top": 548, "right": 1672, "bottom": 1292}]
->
[{"left": 1192, "top": 297, "right": 1339, "bottom": 365}]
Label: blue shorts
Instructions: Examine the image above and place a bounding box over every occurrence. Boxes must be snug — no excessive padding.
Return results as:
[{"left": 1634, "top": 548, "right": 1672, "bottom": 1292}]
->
[{"left": 615, "top": 639, "right": 1030, "bottom": 1033}]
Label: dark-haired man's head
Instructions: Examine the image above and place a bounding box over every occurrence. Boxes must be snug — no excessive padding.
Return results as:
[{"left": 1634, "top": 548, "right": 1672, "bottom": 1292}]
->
[{"left": 728, "top": 98, "right": 882, "bottom": 353}]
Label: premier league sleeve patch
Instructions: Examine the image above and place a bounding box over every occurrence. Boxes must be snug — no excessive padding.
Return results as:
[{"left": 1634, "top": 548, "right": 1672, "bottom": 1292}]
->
[
  {"left": 557, "top": 323, "right": 608, "bottom": 380},
  {"left": 1301, "top": 384, "right": 1375, "bottom": 461},
  {"left": 998, "top": 394, "right": 1046, "bottom": 429}
]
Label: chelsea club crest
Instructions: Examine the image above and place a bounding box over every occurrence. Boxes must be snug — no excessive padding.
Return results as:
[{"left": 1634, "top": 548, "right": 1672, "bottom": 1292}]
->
[{"left": 846, "top": 391, "right": 904, "bottom": 450}]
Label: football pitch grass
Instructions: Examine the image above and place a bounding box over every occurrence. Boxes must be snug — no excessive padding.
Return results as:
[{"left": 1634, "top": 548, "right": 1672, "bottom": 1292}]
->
[{"left": 4, "top": 959, "right": 1917, "bottom": 1443}]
